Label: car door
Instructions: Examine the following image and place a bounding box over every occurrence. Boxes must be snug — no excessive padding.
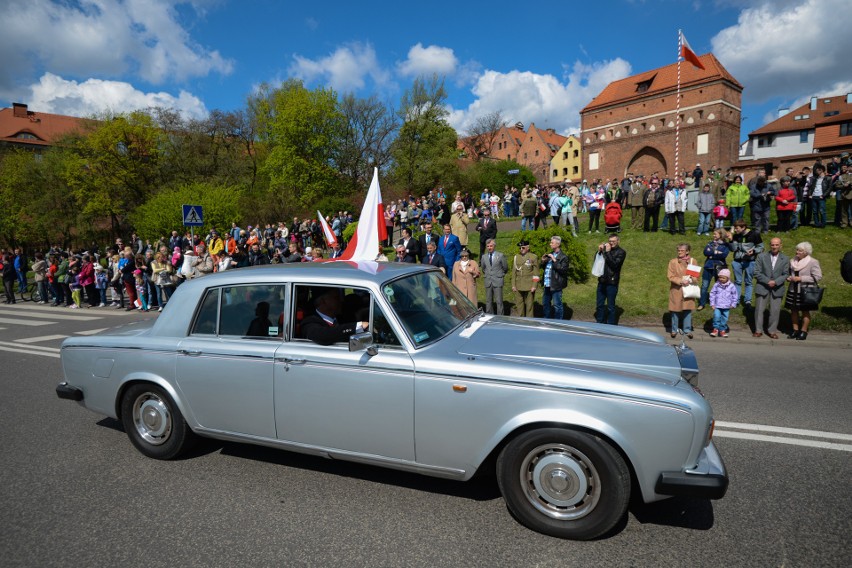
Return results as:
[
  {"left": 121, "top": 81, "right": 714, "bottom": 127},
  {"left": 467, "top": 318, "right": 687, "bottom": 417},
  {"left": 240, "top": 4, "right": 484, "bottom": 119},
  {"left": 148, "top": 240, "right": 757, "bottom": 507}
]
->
[
  {"left": 176, "top": 283, "right": 287, "bottom": 438},
  {"left": 274, "top": 287, "right": 415, "bottom": 461}
]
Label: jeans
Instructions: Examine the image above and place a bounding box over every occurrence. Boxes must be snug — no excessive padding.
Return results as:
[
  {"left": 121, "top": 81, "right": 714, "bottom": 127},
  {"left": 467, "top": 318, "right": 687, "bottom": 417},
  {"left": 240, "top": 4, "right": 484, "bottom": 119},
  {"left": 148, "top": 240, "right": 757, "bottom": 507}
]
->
[
  {"left": 751, "top": 205, "right": 770, "bottom": 233},
  {"left": 697, "top": 212, "right": 712, "bottom": 234},
  {"left": 595, "top": 282, "right": 618, "bottom": 324},
  {"left": 699, "top": 270, "right": 715, "bottom": 308},
  {"left": 542, "top": 287, "right": 563, "bottom": 320},
  {"left": 811, "top": 197, "right": 826, "bottom": 227},
  {"left": 712, "top": 308, "right": 730, "bottom": 332},
  {"left": 730, "top": 206, "right": 745, "bottom": 222},
  {"left": 671, "top": 310, "right": 693, "bottom": 333},
  {"left": 521, "top": 216, "right": 534, "bottom": 231},
  {"left": 16, "top": 269, "right": 27, "bottom": 293},
  {"left": 732, "top": 259, "right": 755, "bottom": 303},
  {"left": 50, "top": 281, "right": 64, "bottom": 305}
]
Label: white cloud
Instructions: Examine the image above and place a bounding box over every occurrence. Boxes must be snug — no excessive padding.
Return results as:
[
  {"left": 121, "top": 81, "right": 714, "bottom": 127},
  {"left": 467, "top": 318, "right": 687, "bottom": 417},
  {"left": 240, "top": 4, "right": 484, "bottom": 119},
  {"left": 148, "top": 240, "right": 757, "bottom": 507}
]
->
[
  {"left": 289, "top": 43, "right": 390, "bottom": 93},
  {"left": 28, "top": 72, "right": 208, "bottom": 119},
  {"left": 398, "top": 43, "right": 458, "bottom": 77},
  {"left": 0, "top": 0, "right": 233, "bottom": 94},
  {"left": 448, "top": 58, "right": 632, "bottom": 136},
  {"left": 711, "top": 0, "right": 852, "bottom": 103}
]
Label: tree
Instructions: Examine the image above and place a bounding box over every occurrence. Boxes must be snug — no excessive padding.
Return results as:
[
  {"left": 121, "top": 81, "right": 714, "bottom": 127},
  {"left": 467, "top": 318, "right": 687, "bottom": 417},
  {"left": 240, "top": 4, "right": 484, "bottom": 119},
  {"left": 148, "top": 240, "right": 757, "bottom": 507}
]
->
[
  {"left": 461, "top": 110, "right": 507, "bottom": 161},
  {"left": 338, "top": 93, "right": 397, "bottom": 193},
  {"left": 459, "top": 159, "right": 537, "bottom": 195},
  {"left": 129, "top": 182, "right": 244, "bottom": 240},
  {"left": 389, "top": 75, "right": 459, "bottom": 194},
  {"left": 261, "top": 79, "right": 345, "bottom": 214}
]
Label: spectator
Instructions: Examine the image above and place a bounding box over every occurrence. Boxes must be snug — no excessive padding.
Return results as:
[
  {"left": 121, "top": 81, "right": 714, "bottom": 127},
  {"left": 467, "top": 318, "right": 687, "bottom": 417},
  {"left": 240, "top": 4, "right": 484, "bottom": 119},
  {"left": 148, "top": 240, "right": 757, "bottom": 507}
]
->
[
  {"left": 32, "top": 252, "right": 49, "bottom": 304},
  {"left": 595, "top": 234, "right": 626, "bottom": 325},
  {"left": 754, "top": 238, "right": 790, "bottom": 338},
  {"left": 725, "top": 175, "right": 749, "bottom": 223},
  {"left": 806, "top": 165, "right": 829, "bottom": 228},
  {"left": 452, "top": 248, "right": 480, "bottom": 305},
  {"left": 726, "top": 219, "right": 763, "bottom": 307},
  {"left": 697, "top": 229, "right": 730, "bottom": 311},
  {"left": 667, "top": 243, "right": 696, "bottom": 339},
  {"left": 539, "top": 236, "right": 569, "bottom": 320},
  {"left": 709, "top": 269, "right": 737, "bottom": 337},
  {"left": 664, "top": 183, "right": 687, "bottom": 235},
  {"left": 696, "top": 183, "right": 714, "bottom": 235},
  {"left": 643, "top": 180, "right": 664, "bottom": 232},
  {"left": 712, "top": 199, "right": 729, "bottom": 230},
  {"left": 774, "top": 177, "right": 797, "bottom": 232},
  {"left": 436, "top": 224, "right": 461, "bottom": 280},
  {"left": 784, "top": 241, "right": 822, "bottom": 341}
]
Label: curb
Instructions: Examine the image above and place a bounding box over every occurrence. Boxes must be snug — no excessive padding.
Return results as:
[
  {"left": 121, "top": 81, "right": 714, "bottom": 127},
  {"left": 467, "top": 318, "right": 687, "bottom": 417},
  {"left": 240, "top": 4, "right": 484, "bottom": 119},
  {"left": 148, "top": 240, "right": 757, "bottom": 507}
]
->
[{"left": 635, "top": 326, "right": 852, "bottom": 349}]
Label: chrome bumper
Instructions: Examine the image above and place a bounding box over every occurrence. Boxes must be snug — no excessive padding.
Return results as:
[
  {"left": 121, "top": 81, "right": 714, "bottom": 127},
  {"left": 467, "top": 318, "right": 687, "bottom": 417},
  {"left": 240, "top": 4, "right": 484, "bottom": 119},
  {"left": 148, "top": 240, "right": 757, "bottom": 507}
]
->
[{"left": 655, "top": 441, "right": 728, "bottom": 499}]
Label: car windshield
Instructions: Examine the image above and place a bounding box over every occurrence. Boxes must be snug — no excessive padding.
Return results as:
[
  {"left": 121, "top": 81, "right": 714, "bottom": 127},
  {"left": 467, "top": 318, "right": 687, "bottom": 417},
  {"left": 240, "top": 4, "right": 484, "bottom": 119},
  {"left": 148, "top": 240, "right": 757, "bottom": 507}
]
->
[{"left": 381, "top": 270, "right": 479, "bottom": 347}]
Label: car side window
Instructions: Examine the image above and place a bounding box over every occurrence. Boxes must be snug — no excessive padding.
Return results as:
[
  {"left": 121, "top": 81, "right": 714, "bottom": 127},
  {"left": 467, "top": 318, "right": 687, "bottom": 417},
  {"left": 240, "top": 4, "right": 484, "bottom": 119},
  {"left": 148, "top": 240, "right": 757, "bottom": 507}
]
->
[
  {"left": 220, "top": 284, "right": 287, "bottom": 339},
  {"left": 291, "top": 285, "right": 370, "bottom": 344},
  {"left": 372, "top": 300, "right": 401, "bottom": 347},
  {"left": 191, "top": 288, "right": 219, "bottom": 335}
]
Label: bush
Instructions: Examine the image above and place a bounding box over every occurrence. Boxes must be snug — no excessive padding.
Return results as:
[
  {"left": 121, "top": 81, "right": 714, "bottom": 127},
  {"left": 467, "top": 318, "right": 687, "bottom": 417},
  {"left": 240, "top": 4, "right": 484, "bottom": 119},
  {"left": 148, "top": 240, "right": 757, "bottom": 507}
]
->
[
  {"left": 509, "top": 226, "right": 589, "bottom": 284},
  {"left": 315, "top": 196, "right": 356, "bottom": 219},
  {"left": 342, "top": 221, "right": 357, "bottom": 243}
]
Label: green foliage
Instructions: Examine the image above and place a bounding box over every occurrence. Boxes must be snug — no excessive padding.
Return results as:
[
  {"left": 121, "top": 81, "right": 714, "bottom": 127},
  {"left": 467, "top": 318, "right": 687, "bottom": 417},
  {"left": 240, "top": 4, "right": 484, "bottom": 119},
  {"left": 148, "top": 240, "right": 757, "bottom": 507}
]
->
[
  {"left": 460, "top": 159, "right": 536, "bottom": 195},
  {"left": 342, "top": 221, "right": 358, "bottom": 242},
  {"left": 129, "top": 182, "right": 244, "bottom": 239},
  {"left": 508, "top": 225, "right": 589, "bottom": 284},
  {"left": 315, "top": 196, "right": 356, "bottom": 219},
  {"left": 262, "top": 79, "right": 346, "bottom": 211}
]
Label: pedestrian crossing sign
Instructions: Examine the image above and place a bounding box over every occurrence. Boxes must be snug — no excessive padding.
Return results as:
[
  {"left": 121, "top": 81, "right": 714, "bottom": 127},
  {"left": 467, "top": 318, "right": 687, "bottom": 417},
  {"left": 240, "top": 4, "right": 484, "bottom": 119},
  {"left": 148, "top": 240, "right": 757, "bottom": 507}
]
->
[{"left": 182, "top": 204, "right": 204, "bottom": 226}]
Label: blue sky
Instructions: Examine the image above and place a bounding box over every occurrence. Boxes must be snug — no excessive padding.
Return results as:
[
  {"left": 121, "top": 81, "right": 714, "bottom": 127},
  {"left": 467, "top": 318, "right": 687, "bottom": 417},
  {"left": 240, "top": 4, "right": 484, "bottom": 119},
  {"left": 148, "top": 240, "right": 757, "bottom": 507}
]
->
[{"left": 2, "top": 0, "right": 850, "bottom": 143}]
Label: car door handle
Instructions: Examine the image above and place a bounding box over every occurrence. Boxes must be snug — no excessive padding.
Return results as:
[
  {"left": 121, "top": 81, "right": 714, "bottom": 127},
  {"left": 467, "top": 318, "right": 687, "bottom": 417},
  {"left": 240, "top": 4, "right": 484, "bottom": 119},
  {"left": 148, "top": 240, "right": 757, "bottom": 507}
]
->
[
  {"left": 275, "top": 357, "right": 306, "bottom": 364},
  {"left": 179, "top": 349, "right": 202, "bottom": 356}
]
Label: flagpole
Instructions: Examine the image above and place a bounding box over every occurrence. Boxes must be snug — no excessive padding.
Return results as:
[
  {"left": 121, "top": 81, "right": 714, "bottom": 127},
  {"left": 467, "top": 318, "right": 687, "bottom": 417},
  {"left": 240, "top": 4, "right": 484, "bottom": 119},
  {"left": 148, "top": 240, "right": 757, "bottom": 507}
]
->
[{"left": 675, "top": 29, "right": 682, "bottom": 183}]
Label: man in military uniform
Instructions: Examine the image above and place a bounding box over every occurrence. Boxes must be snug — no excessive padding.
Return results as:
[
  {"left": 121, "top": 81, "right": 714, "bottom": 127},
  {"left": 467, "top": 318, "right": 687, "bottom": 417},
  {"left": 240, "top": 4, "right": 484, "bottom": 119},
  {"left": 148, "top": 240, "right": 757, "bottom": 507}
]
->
[
  {"left": 626, "top": 175, "right": 645, "bottom": 230},
  {"left": 511, "top": 240, "right": 538, "bottom": 317}
]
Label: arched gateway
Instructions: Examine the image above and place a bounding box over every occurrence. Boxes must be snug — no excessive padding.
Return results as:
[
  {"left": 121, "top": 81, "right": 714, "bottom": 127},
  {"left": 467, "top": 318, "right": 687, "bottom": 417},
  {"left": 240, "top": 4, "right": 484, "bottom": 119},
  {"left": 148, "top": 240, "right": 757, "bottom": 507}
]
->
[{"left": 627, "top": 146, "right": 668, "bottom": 177}]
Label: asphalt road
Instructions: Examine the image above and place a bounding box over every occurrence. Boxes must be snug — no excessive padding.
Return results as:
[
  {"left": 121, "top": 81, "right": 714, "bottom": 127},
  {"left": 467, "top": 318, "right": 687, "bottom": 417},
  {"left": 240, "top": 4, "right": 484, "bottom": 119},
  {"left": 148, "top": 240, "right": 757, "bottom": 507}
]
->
[{"left": 0, "top": 303, "right": 849, "bottom": 567}]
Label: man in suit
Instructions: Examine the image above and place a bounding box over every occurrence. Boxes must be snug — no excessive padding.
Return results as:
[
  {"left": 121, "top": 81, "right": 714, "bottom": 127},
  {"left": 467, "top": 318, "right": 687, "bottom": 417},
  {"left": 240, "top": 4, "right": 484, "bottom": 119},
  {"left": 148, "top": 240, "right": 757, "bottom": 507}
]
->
[
  {"left": 480, "top": 238, "right": 508, "bottom": 315},
  {"left": 417, "top": 222, "right": 438, "bottom": 262},
  {"left": 422, "top": 241, "right": 447, "bottom": 274},
  {"left": 329, "top": 242, "right": 344, "bottom": 259},
  {"left": 393, "top": 244, "right": 416, "bottom": 263},
  {"left": 397, "top": 227, "right": 420, "bottom": 262},
  {"left": 436, "top": 224, "right": 461, "bottom": 280},
  {"left": 475, "top": 208, "right": 498, "bottom": 258},
  {"left": 753, "top": 237, "right": 790, "bottom": 338},
  {"left": 300, "top": 288, "right": 368, "bottom": 346}
]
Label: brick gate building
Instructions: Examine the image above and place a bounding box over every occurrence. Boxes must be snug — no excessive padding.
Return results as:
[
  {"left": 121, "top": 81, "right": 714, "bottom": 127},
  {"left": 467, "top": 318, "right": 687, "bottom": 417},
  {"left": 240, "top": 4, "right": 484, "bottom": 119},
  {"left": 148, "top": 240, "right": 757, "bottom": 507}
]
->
[{"left": 580, "top": 53, "right": 742, "bottom": 181}]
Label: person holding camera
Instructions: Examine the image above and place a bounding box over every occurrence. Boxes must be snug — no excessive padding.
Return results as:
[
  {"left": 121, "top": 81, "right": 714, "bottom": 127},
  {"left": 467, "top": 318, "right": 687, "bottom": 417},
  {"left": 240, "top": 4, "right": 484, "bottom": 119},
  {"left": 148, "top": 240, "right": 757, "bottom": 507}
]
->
[
  {"left": 595, "top": 235, "right": 626, "bottom": 325},
  {"left": 539, "top": 236, "right": 569, "bottom": 320}
]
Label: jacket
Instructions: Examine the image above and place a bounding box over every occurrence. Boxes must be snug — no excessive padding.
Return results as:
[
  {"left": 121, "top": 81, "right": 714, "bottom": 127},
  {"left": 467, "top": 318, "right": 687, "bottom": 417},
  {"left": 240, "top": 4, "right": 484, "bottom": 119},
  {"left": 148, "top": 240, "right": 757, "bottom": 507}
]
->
[
  {"left": 598, "top": 246, "right": 626, "bottom": 285},
  {"left": 702, "top": 240, "right": 730, "bottom": 271},
  {"left": 755, "top": 251, "right": 791, "bottom": 298},
  {"left": 775, "top": 188, "right": 797, "bottom": 211},
  {"left": 664, "top": 188, "right": 687, "bottom": 213},
  {"left": 709, "top": 281, "right": 739, "bottom": 309},
  {"left": 725, "top": 183, "right": 750, "bottom": 208},
  {"left": 540, "top": 251, "right": 569, "bottom": 292},
  {"left": 697, "top": 190, "right": 715, "bottom": 213},
  {"left": 729, "top": 229, "right": 763, "bottom": 262},
  {"left": 480, "top": 251, "right": 508, "bottom": 288}
]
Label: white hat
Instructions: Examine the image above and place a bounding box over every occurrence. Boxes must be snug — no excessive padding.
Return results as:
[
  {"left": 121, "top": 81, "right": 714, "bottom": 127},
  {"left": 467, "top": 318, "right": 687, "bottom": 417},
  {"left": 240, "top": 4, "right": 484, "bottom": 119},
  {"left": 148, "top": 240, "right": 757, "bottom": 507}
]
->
[{"left": 305, "top": 247, "right": 312, "bottom": 254}]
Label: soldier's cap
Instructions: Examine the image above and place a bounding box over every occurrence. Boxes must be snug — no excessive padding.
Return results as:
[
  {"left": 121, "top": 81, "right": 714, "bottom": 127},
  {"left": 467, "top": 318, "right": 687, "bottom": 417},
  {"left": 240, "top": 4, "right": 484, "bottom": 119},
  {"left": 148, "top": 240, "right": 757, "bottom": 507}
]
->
[{"left": 518, "top": 240, "right": 530, "bottom": 247}]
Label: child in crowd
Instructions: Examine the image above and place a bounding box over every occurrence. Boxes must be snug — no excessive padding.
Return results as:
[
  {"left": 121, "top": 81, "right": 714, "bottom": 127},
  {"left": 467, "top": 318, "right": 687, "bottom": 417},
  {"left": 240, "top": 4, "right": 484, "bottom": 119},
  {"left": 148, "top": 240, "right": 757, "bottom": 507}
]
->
[
  {"left": 68, "top": 267, "right": 83, "bottom": 309},
  {"left": 133, "top": 269, "right": 148, "bottom": 311},
  {"left": 712, "top": 199, "right": 729, "bottom": 229},
  {"left": 709, "top": 268, "right": 738, "bottom": 337},
  {"left": 94, "top": 263, "right": 108, "bottom": 307}
]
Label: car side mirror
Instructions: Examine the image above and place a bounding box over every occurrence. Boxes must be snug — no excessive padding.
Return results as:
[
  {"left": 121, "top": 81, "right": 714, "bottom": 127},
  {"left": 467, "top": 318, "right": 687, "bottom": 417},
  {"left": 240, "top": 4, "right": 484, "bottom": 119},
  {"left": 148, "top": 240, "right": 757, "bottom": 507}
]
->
[{"left": 349, "top": 331, "right": 378, "bottom": 356}]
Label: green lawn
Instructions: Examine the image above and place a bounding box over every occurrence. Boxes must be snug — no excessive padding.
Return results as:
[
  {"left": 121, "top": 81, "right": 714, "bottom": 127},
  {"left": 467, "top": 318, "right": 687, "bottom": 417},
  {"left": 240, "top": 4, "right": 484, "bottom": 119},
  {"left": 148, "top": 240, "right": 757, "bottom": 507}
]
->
[{"left": 486, "top": 209, "right": 851, "bottom": 333}]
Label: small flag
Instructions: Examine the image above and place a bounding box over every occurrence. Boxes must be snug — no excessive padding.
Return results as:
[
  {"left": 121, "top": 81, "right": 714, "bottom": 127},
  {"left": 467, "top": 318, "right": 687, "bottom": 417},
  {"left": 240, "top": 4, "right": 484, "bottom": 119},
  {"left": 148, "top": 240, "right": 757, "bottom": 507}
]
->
[
  {"left": 317, "top": 210, "right": 337, "bottom": 248},
  {"left": 686, "top": 263, "right": 702, "bottom": 278},
  {"left": 680, "top": 32, "right": 705, "bottom": 70},
  {"left": 338, "top": 168, "right": 386, "bottom": 262}
]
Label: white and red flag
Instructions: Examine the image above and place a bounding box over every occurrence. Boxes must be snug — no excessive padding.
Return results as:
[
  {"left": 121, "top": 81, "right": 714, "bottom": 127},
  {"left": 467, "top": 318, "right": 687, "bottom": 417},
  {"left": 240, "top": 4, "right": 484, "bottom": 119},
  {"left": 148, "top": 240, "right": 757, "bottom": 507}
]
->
[
  {"left": 680, "top": 31, "right": 705, "bottom": 70},
  {"left": 338, "top": 167, "right": 387, "bottom": 261},
  {"left": 316, "top": 210, "right": 337, "bottom": 248}
]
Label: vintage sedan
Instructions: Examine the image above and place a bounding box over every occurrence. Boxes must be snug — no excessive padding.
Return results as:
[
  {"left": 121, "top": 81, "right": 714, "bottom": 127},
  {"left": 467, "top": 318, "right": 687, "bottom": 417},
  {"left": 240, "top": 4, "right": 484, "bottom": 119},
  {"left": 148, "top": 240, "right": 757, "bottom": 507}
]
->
[{"left": 57, "top": 262, "right": 727, "bottom": 540}]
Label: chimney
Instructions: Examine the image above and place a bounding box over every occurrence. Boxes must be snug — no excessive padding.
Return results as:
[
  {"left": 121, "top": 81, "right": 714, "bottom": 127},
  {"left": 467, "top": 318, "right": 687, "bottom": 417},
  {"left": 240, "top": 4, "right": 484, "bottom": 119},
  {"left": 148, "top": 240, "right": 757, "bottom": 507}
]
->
[
  {"left": 809, "top": 97, "right": 817, "bottom": 111},
  {"left": 12, "top": 102, "right": 28, "bottom": 118},
  {"left": 778, "top": 108, "right": 790, "bottom": 118}
]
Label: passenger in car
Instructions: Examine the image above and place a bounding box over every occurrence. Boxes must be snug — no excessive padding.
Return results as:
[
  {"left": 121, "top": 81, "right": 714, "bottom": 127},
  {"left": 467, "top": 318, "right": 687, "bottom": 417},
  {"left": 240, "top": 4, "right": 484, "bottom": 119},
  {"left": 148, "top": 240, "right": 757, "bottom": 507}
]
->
[
  {"left": 246, "top": 301, "right": 272, "bottom": 337},
  {"left": 300, "top": 289, "right": 368, "bottom": 345}
]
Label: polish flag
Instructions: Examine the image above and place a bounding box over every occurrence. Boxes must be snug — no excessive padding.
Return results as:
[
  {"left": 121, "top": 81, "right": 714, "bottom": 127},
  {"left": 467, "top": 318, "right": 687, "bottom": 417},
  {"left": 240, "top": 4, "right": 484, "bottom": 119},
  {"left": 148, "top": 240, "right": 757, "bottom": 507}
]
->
[
  {"left": 317, "top": 210, "right": 337, "bottom": 248},
  {"left": 680, "top": 32, "right": 705, "bottom": 70},
  {"left": 338, "top": 167, "right": 387, "bottom": 261}
]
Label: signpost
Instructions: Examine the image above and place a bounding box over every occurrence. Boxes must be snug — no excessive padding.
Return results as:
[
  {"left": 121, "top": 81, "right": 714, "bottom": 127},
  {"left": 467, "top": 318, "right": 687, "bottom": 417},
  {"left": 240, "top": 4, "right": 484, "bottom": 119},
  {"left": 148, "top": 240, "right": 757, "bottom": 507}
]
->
[
  {"left": 182, "top": 204, "right": 203, "bottom": 250},
  {"left": 507, "top": 169, "right": 520, "bottom": 175}
]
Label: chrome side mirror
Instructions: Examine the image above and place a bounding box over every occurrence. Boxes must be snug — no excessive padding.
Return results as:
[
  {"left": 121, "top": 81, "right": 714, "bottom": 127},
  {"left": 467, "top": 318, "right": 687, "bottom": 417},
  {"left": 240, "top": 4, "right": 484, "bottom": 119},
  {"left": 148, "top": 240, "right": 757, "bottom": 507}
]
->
[{"left": 349, "top": 331, "right": 378, "bottom": 356}]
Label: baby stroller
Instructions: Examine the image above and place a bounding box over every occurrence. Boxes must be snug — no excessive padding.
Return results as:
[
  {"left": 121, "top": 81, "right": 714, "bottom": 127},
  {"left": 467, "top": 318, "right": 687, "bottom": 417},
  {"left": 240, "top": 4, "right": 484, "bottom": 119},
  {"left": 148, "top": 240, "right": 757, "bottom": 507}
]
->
[{"left": 604, "top": 201, "right": 623, "bottom": 233}]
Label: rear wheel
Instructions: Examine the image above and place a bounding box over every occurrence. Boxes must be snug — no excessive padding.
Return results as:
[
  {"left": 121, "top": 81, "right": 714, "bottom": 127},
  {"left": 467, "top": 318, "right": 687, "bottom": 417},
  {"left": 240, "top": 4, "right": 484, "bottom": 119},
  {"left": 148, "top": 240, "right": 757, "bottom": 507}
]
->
[
  {"left": 121, "top": 384, "right": 195, "bottom": 459},
  {"left": 497, "top": 428, "right": 630, "bottom": 540}
]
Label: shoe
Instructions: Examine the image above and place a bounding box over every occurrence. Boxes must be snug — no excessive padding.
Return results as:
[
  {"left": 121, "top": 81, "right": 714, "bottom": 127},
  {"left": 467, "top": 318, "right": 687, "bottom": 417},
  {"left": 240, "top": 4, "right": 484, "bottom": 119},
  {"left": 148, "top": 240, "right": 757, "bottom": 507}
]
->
[
  {"left": 710, "top": 329, "right": 719, "bottom": 337},
  {"left": 720, "top": 330, "right": 729, "bottom": 337},
  {"left": 697, "top": 305, "right": 705, "bottom": 311},
  {"left": 788, "top": 331, "right": 800, "bottom": 339},
  {"left": 125, "top": 307, "right": 134, "bottom": 311},
  {"left": 753, "top": 332, "right": 763, "bottom": 338},
  {"left": 744, "top": 301, "right": 752, "bottom": 308},
  {"left": 768, "top": 333, "right": 779, "bottom": 339},
  {"left": 670, "top": 332, "right": 677, "bottom": 338},
  {"left": 38, "top": 301, "right": 46, "bottom": 304},
  {"left": 158, "top": 306, "right": 163, "bottom": 312},
  {"left": 796, "top": 331, "right": 808, "bottom": 341},
  {"left": 687, "top": 333, "right": 694, "bottom": 339},
  {"left": 69, "top": 304, "right": 78, "bottom": 309},
  {"left": 99, "top": 303, "right": 106, "bottom": 307}
]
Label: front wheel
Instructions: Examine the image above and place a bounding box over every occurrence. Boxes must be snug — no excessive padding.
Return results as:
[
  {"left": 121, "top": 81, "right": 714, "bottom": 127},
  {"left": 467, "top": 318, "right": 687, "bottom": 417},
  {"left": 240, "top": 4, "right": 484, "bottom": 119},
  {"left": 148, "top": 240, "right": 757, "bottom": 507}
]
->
[
  {"left": 497, "top": 428, "right": 630, "bottom": 540},
  {"left": 121, "top": 383, "right": 195, "bottom": 460}
]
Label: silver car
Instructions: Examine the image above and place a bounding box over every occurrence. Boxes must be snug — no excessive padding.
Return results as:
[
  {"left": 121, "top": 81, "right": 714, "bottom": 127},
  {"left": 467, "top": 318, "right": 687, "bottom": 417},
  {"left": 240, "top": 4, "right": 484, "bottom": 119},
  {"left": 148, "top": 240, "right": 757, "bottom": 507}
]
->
[{"left": 57, "top": 262, "right": 727, "bottom": 540}]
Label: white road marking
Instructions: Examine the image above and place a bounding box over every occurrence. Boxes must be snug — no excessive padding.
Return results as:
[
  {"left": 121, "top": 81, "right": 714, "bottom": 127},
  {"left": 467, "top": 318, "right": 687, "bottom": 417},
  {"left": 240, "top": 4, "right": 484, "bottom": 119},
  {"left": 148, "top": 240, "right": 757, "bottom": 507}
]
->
[
  {"left": 75, "top": 328, "right": 107, "bottom": 335},
  {"left": 714, "top": 430, "right": 852, "bottom": 452},
  {"left": 0, "top": 317, "right": 52, "bottom": 327},
  {"left": 0, "top": 345, "right": 60, "bottom": 358},
  {"left": 0, "top": 304, "right": 132, "bottom": 317},
  {"left": 16, "top": 334, "right": 69, "bottom": 344},
  {"left": 0, "top": 310, "right": 99, "bottom": 322},
  {"left": 715, "top": 421, "right": 852, "bottom": 441},
  {"left": 0, "top": 339, "right": 61, "bottom": 359}
]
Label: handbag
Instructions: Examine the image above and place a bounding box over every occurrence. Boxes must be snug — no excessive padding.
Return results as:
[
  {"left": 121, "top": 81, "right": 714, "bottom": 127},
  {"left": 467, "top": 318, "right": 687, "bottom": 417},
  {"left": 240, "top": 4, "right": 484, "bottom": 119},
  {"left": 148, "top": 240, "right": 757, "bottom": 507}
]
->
[
  {"left": 591, "top": 252, "right": 605, "bottom": 277},
  {"left": 802, "top": 285, "right": 824, "bottom": 307},
  {"left": 682, "top": 284, "right": 700, "bottom": 299}
]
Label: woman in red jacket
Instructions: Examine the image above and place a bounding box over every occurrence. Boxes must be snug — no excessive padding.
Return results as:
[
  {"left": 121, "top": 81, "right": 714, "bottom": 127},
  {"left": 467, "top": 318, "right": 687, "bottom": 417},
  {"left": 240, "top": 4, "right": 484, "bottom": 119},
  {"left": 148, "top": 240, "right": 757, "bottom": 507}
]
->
[{"left": 775, "top": 176, "right": 797, "bottom": 232}]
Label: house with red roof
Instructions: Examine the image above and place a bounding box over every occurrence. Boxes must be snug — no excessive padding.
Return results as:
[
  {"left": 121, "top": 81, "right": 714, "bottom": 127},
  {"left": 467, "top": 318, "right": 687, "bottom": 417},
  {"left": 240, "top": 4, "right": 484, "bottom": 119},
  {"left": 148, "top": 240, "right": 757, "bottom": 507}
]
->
[
  {"left": 580, "top": 53, "right": 742, "bottom": 182},
  {"left": 0, "top": 103, "right": 90, "bottom": 150}
]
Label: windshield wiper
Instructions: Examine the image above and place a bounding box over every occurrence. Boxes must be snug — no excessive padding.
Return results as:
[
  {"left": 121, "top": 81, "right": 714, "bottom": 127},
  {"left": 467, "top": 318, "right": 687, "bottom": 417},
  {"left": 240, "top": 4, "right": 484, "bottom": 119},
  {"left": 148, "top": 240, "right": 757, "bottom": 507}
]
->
[{"left": 465, "top": 307, "right": 484, "bottom": 328}]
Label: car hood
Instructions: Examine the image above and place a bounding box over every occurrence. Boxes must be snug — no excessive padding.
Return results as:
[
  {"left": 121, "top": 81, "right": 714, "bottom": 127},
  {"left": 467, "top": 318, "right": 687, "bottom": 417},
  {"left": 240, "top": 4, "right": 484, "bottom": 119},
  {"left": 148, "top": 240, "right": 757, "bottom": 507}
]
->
[{"left": 455, "top": 316, "right": 683, "bottom": 386}]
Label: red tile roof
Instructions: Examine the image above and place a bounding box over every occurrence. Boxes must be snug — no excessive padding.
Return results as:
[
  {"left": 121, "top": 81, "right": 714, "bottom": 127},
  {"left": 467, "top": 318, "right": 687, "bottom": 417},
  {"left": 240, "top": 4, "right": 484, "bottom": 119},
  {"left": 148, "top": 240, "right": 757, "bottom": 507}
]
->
[
  {"left": 582, "top": 53, "right": 742, "bottom": 113},
  {"left": 813, "top": 110, "right": 852, "bottom": 150},
  {"left": 0, "top": 104, "right": 90, "bottom": 146},
  {"left": 751, "top": 96, "right": 851, "bottom": 136}
]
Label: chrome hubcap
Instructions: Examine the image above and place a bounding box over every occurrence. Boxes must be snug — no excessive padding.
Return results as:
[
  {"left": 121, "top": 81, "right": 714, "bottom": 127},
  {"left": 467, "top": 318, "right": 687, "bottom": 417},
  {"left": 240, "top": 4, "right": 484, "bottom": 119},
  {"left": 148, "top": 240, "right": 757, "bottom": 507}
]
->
[
  {"left": 132, "top": 393, "right": 172, "bottom": 445},
  {"left": 520, "top": 443, "right": 601, "bottom": 520}
]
